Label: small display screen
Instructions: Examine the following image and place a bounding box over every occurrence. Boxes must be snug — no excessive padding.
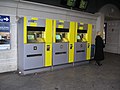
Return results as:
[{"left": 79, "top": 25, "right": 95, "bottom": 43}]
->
[
  {"left": 77, "top": 35, "right": 80, "bottom": 40},
  {"left": 28, "top": 35, "right": 35, "bottom": 40},
  {"left": 56, "top": 35, "right": 61, "bottom": 40}
]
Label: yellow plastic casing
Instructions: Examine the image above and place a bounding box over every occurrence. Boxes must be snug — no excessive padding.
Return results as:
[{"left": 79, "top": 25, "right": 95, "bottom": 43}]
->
[
  {"left": 44, "top": 19, "right": 53, "bottom": 66},
  {"left": 68, "top": 22, "right": 75, "bottom": 63},
  {"left": 86, "top": 24, "right": 92, "bottom": 60}
]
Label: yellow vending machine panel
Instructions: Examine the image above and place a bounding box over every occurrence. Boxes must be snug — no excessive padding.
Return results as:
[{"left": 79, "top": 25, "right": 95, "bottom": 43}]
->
[
  {"left": 68, "top": 22, "right": 75, "bottom": 63},
  {"left": 74, "top": 22, "right": 92, "bottom": 62},
  {"left": 52, "top": 20, "right": 70, "bottom": 65},
  {"left": 86, "top": 24, "right": 92, "bottom": 60},
  {"left": 18, "top": 16, "right": 52, "bottom": 75}
]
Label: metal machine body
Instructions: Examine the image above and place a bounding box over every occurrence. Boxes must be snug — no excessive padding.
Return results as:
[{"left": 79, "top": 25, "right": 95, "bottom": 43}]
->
[
  {"left": 52, "top": 20, "right": 69, "bottom": 66},
  {"left": 23, "top": 44, "right": 44, "bottom": 70},
  {"left": 74, "top": 22, "right": 92, "bottom": 62},
  {"left": 53, "top": 43, "right": 68, "bottom": 65},
  {"left": 74, "top": 42, "right": 86, "bottom": 62},
  {"left": 18, "top": 17, "right": 52, "bottom": 74}
]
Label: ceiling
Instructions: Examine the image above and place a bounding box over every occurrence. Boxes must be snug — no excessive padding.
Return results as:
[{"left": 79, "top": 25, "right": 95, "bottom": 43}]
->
[{"left": 23, "top": 0, "right": 120, "bottom": 14}]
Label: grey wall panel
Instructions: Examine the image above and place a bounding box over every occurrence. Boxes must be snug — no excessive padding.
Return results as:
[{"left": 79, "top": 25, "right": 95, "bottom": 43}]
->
[
  {"left": 0, "top": 7, "right": 16, "bottom": 15},
  {"left": 18, "top": 8, "right": 67, "bottom": 20},
  {"left": 105, "top": 21, "right": 120, "bottom": 54}
]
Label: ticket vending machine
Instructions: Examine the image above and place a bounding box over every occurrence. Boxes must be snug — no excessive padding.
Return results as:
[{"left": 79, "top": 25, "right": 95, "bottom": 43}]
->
[
  {"left": 18, "top": 17, "right": 52, "bottom": 75},
  {"left": 74, "top": 22, "right": 92, "bottom": 62},
  {"left": 53, "top": 20, "right": 70, "bottom": 66}
]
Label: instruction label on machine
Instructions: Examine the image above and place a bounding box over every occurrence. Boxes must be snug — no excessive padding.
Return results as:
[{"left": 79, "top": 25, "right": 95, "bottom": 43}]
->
[{"left": 0, "top": 15, "right": 10, "bottom": 50}]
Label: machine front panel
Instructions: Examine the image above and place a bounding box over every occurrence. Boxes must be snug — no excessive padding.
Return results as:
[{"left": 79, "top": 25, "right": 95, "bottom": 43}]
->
[
  {"left": 56, "top": 20, "right": 69, "bottom": 29},
  {"left": 24, "top": 56, "right": 44, "bottom": 70},
  {"left": 74, "top": 42, "right": 86, "bottom": 62},
  {"left": 24, "top": 43, "right": 44, "bottom": 70},
  {"left": 27, "top": 17, "right": 45, "bottom": 27},
  {"left": 24, "top": 43, "right": 44, "bottom": 55},
  {"left": 53, "top": 43, "right": 68, "bottom": 65}
]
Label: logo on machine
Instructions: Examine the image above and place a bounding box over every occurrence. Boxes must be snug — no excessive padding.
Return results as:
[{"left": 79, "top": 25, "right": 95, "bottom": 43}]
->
[
  {"left": 60, "top": 45, "right": 63, "bottom": 49},
  {"left": 33, "top": 46, "right": 37, "bottom": 50}
]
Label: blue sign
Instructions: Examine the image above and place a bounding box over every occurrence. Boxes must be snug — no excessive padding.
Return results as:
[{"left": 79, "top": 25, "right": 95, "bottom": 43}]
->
[
  {"left": 0, "top": 15, "right": 10, "bottom": 50},
  {"left": 0, "top": 15, "right": 10, "bottom": 22},
  {"left": 0, "top": 15, "right": 10, "bottom": 32},
  {"left": 0, "top": 23, "right": 10, "bottom": 32}
]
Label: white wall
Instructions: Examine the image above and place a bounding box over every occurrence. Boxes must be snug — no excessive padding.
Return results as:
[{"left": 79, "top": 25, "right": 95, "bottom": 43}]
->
[
  {"left": 0, "top": 1, "right": 17, "bottom": 73},
  {"left": 105, "top": 21, "right": 120, "bottom": 54},
  {"left": 99, "top": 4, "right": 120, "bottom": 54},
  {"left": 95, "top": 13, "right": 104, "bottom": 41},
  {"left": 0, "top": 0, "right": 101, "bottom": 73},
  {"left": 99, "top": 4, "right": 120, "bottom": 19},
  {"left": 118, "top": 24, "right": 120, "bottom": 54}
]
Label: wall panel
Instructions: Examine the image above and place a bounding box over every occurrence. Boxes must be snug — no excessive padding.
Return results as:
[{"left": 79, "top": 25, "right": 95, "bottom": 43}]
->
[{"left": 0, "top": 0, "right": 99, "bottom": 73}]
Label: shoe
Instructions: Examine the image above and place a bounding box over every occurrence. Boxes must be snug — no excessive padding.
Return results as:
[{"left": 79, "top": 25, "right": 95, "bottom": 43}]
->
[
  {"left": 98, "top": 63, "right": 102, "bottom": 66},
  {"left": 95, "top": 62, "right": 102, "bottom": 66},
  {"left": 95, "top": 62, "right": 98, "bottom": 65}
]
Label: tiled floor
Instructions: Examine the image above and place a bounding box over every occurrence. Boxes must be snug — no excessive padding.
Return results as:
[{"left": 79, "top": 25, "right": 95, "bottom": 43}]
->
[{"left": 0, "top": 53, "right": 120, "bottom": 90}]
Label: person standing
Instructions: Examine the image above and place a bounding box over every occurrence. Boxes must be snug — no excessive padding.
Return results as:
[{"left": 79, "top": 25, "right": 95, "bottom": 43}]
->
[{"left": 94, "top": 31, "right": 105, "bottom": 66}]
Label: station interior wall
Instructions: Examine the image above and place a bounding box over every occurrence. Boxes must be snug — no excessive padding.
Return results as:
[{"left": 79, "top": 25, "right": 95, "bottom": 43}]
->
[
  {"left": 0, "top": 0, "right": 103, "bottom": 73},
  {"left": 99, "top": 4, "right": 120, "bottom": 54},
  {"left": 105, "top": 21, "right": 120, "bottom": 54}
]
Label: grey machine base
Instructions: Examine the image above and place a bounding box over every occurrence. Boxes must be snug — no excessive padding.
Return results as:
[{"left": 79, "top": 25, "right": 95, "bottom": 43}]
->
[
  {"left": 74, "top": 60, "right": 89, "bottom": 66},
  {"left": 19, "top": 67, "right": 51, "bottom": 75},
  {"left": 18, "top": 61, "right": 90, "bottom": 75},
  {"left": 52, "top": 60, "right": 89, "bottom": 71},
  {"left": 52, "top": 63, "right": 73, "bottom": 71}
]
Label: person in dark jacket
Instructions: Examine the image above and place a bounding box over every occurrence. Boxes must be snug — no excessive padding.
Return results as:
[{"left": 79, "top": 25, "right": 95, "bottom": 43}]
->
[{"left": 94, "top": 31, "right": 105, "bottom": 66}]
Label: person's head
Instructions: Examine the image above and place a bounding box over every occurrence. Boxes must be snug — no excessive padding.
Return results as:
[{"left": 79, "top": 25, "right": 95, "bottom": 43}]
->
[{"left": 97, "top": 31, "right": 101, "bottom": 36}]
